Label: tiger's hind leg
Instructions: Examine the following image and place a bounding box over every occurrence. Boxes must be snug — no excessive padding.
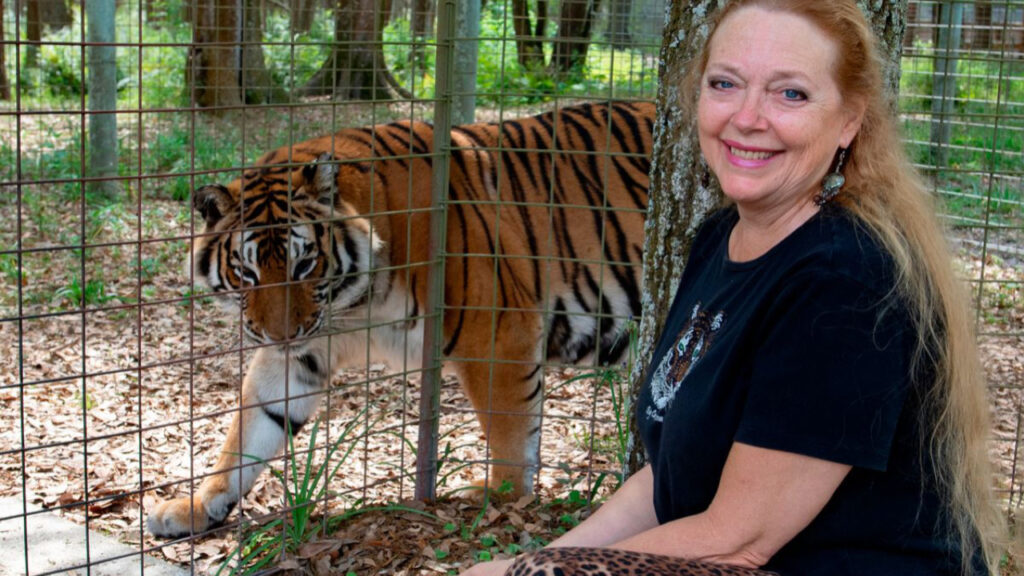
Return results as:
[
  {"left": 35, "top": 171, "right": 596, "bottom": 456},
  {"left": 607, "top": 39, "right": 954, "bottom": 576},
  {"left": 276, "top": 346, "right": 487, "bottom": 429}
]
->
[
  {"left": 147, "top": 343, "right": 330, "bottom": 538},
  {"left": 454, "top": 310, "right": 546, "bottom": 498}
]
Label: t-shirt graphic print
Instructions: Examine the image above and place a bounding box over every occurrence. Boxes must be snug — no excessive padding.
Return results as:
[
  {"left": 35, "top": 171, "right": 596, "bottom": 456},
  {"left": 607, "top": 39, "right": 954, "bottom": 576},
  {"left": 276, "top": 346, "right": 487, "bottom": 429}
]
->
[{"left": 645, "top": 302, "right": 724, "bottom": 423}]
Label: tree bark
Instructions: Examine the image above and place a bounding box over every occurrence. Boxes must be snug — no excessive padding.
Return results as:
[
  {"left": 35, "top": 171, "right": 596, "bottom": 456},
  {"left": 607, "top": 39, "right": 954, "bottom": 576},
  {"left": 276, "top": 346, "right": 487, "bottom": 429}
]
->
[
  {"left": 38, "top": 0, "right": 71, "bottom": 29},
  {"left": 25, "top": 0, "right": 41, "bottom": 68},
  {"left": 511, "top": 0, "right": 546, "bottom": 69},
  {"left": 930, "top": 0, "right": 962, "bottom": 167},
  {"left": 87, "top": 0, "right": 119, "bottom": 200},
  {"left": 301, "top": 0, "right": 393, "bottom": 100},
  {"left": 187, "top": 0, "right": 285, "bottom": 109},
  {"left": 607, "top": 0, "right": 632, "bottom": 49},
  {"left": 973, "top": 1, "right": 991, "bottom": 51},
  {"left": 0, "top": 0, "right": 9, "bottom": 100},
  {"left": 412, "top": 0, "right": 433, "bottom": 39},
  {"left": 551, "top": 0, "right": 598, "bottom": 74},
  {"left": 291, "top": 0, "right": 316, "bottom": 34},
  {"left": 626, "top": 0, "right": 908, "bottom": 476}
]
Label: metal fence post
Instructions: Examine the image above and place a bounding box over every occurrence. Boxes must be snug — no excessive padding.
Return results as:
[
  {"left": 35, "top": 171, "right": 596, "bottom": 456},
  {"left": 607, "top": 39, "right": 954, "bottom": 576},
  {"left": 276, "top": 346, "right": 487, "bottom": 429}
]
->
[{"left": 415, "top": 0, "right": 456, "bottom": 503}]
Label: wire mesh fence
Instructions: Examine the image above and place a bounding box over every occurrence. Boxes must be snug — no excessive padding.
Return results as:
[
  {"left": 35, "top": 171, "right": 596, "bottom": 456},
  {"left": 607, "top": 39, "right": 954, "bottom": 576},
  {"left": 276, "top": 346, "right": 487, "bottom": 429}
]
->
[
  {"left": 898, "top": 0, "right": 1024, "bottom": 516},
  {"left": 0, "top": 0, "right": 1021, "bottom": 574}
]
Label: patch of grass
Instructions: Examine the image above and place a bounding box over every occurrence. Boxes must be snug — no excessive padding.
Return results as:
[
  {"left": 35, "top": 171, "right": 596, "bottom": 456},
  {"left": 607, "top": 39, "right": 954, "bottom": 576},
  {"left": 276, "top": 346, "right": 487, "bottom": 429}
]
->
[
  {"left": 55, "top": 274, "right": 118, "bottom": 308},
  {"left": 217, "top": 410, "right": 367, "bottom": 576}
]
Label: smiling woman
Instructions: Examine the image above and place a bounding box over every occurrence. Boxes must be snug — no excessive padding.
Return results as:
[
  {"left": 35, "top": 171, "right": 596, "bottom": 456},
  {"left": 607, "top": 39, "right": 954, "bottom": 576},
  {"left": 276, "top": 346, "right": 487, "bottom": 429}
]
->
[
  {"left": 696, "top": 8, "right": 864, "bottom": 261},
  {"left": 463, "top": 1, "right": 1006, "bottom": 576}
]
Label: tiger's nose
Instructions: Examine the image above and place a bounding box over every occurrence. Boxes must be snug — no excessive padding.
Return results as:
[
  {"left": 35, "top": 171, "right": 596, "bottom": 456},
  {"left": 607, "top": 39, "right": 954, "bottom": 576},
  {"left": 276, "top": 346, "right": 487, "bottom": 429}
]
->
[{"left": 246, "top": 285, "right": 313, "bottom": 342}]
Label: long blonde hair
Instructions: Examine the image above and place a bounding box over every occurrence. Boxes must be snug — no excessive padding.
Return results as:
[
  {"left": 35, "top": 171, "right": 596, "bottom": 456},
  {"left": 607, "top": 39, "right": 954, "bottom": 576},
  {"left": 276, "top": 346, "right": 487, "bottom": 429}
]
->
[{"left": 683, "top": 1, "right": 1004, "bottom": 573}]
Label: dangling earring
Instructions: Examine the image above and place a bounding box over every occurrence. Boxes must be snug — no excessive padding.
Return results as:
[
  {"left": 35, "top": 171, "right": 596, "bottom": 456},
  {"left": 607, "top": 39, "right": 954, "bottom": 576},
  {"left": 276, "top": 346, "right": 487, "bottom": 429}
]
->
[{"left": 814, "top": 148, "right": 847, "bottom": 206}]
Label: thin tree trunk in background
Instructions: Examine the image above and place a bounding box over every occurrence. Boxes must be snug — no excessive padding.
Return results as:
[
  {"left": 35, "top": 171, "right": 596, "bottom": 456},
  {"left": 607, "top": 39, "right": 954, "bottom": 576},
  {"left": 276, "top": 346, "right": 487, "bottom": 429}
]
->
[
  {"left": 87, "top": 0, "right": 119, "bottom": 200},
  {"left": 551, "top": 0, "right": 597, "bottom": 74},
  {"left": 412, "top": 0, "right": 433, "bottom": 39},
  {"left": 241, "top": 0, "right": 288, "bottom": 103},
  {"left": 38, "top": 0, "right": 71, "bottom": 29},
  {"left": 930, "top": 0, "right": 962, "bottom": 166},
  {"left": 904, "top": 0, "right": 916, "bottom": 48},
  {"left": 974, "top": 1, "right": 992, "bottom": 51},
  {"left": 25, "top": 0, "right": 40, "bottom": 68},
  {"left": 291, "top": 0, "right": 315, "bottom": 34},
  {"left": 301, "top": 0, "right": 392, "bottom": 100},
  {"left": 607, "top": 0, "right": 632, "bottom": 49},
  {"left": 511, "top": 0, "right": 546, "bottom": 68},
  {"left": 187, "top": 0, "right": 284, "bottom": 109},
  {"left": 187, "top": 0, "right": 244, "bottom": 108},
  {"left": 451, "top": 0, "right": 479, "bottom": 125},
  {"left": 0, "top": 0, "right": 10, "bottom": 100},
  {"left": 626, "top": 0, "right": 908, "bottom": 476}
]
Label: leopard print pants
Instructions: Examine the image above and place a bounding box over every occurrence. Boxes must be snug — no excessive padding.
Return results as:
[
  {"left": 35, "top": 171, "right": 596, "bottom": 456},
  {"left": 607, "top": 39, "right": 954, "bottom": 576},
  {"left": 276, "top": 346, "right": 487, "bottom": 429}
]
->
[{"left": 505, "top": 547, "right": 778, "bottom": 576}]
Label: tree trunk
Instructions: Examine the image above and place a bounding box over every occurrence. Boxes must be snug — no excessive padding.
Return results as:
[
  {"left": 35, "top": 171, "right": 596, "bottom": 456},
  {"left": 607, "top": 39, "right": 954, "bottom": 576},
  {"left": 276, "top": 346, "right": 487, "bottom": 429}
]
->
[
  {"left": 626, "top": 0, "right": 908, "bottom": 476},
  {"left": 25, "top": 0, "right": 41, "bottom": 68},
  {"left": 973, "top": 1, "right": 991, "bottom": 51},
  {"left": 187, "top": 0, "right": 285, "bottom": 109},
  {"left": 607, "top": 0, "right": 632, "bottom": 49},
  {"left": 930, "top": 0, "right": 962, "bottom": 167},
  {"left": 511, "top": 0, "right": 546, "bottom": 69},
  {"left": 412, "top": 0, "right": 433, "bottom": 39},
  {"left": 87, "top": 0, "right": 119, "bottom": 200},
  {"left": 551, "top": 0, "right": 598, "bottom": 74},
  {"left": 301, "top": 0, "right": 392, "bottom": 100},
  {"left": 38, "top": 0, "right": 71, "bottom": 29},
  {"left": 291, "top": 0, "right": 316, "bottom": 34},
  {"left": 241, "top": 0, "right": 288, "bottom": 103},
  {"left": 0, "top": 0, "right": 10, "bottom": 100},
  {"left": 451, "top": 0, "right": 479, "bottom": 125}
]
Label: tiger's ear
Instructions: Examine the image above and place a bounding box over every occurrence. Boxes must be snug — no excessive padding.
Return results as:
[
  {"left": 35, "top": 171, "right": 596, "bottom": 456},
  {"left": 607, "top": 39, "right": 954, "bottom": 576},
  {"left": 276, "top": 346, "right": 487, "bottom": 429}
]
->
[
  {"left": 301, "top": 153, "right": 338, "bottom": 207},
  {"left": 193, "top": 184, "right": 234, "bottom": 229}
]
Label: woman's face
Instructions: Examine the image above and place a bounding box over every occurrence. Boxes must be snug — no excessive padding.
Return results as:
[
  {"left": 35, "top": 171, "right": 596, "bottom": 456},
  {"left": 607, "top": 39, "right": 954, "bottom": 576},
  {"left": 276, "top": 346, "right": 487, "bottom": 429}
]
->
[{"left": 697, "top": 7, "right": 864, "bottom": 215}]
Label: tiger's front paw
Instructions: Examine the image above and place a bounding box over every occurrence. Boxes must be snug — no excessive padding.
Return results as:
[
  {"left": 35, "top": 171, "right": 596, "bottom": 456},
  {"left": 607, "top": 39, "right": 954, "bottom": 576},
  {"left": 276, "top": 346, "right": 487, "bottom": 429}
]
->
[
  {"left": 147, "top": 495, "right": 212, "bottom": 538},
  {"left": 469, "top": 473, "right": 527, "bottom": 502}
]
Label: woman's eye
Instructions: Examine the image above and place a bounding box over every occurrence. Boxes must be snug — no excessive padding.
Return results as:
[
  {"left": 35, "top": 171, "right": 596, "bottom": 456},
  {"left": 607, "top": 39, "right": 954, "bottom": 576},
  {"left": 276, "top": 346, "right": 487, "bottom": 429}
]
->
[
  {"left": 710, "top": 79, "right": 735, "bottom": 90},
  {"left": 782, "top": 88, "right": 807, "bottom": 101}
]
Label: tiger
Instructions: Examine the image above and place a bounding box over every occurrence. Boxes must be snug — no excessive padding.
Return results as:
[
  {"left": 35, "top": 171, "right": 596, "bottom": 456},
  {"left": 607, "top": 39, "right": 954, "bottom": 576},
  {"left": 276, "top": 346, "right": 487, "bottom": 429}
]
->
[{"left": 146, "top": 100, "right": 655, "bottom": 538}]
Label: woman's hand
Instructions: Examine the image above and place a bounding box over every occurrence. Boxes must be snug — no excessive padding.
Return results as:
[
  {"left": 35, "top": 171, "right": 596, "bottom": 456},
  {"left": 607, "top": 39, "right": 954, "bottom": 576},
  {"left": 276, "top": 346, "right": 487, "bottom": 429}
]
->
[{"left": 461, "top": 557, "right": 515, "bottom": 576}]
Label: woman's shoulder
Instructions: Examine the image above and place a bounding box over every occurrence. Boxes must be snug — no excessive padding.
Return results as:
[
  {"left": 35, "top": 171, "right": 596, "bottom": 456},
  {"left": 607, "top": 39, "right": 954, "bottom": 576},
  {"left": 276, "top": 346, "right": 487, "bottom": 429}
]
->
[{"left": 795, "top": 206, "right": 897, "bottom": 295}]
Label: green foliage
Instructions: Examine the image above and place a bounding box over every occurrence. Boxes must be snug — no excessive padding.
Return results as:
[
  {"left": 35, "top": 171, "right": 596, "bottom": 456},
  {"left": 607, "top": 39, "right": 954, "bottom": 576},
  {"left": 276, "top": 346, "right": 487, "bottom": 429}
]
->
[
  {"left": 145, "top": 124, "right": 240, "bottom": 201},
  {"left": 217, "top": 410, "right": 367, "bottom": 576},
  {"left": 55, "top": 274, "right": 117, "bottom": 308},
  {"left": 263, "top": 12, "right": 334, "bottom": 91}
]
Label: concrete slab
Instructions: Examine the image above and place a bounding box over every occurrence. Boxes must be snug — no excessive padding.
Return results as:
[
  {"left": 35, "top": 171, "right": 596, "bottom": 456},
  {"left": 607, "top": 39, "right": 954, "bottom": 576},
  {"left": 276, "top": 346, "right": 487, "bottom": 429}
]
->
[{"left": 0, "top": 496, "right": 190, "bottom": 576}]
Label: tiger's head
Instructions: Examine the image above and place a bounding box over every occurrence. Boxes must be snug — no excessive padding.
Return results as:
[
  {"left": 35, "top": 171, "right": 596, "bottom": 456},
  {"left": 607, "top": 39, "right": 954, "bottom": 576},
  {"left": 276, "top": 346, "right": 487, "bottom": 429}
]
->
[{"left": 191, "top": 153, "right": 384, "bottom": 344}]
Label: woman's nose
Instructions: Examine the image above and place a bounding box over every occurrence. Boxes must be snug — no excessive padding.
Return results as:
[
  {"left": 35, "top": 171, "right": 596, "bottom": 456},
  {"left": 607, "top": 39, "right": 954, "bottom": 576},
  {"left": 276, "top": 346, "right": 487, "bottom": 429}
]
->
[{"left": 732, "top": 91, "right": 767, "bottom": 130}]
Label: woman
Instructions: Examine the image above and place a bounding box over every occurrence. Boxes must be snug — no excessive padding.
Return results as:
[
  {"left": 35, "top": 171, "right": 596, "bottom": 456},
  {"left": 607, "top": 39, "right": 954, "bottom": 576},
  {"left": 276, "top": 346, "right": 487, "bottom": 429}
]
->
[{"left": 463, "top": 0, "right": 1004, "bottom": 575}]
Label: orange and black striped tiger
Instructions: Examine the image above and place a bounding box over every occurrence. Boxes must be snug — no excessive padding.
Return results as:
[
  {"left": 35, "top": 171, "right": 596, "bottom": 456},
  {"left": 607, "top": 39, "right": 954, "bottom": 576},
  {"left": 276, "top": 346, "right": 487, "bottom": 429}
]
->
[{"left": 147, "top": 101, "right": 654, "bottom": 537}]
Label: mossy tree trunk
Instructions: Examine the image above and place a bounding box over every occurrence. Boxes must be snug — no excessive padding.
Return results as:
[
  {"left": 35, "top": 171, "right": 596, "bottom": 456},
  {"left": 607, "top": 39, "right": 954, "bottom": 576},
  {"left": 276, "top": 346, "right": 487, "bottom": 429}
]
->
[
  {"left": 625, "top": 0, "right": 908, "bottom": 476},
  {"left": 38, "top": 0, "right": 71, "bottom": 30},
  {"left": 186, "top": 0, "right": 285, "bottom": 109},
  {"left": 551, "top": 0, "right": 598, "bottom": 74},
  {"left": 301, "top": 0, "right": 393, "bottom": 100},
  {"left": 511, "top": 0, "right": 547, "bottom": 69}
]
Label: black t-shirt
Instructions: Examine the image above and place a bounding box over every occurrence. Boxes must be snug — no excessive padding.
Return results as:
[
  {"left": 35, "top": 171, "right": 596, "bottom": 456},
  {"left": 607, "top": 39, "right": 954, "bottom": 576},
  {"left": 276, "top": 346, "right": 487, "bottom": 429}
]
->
[{"left": 635, "top": 206, "right": 977, "bottom": 575}]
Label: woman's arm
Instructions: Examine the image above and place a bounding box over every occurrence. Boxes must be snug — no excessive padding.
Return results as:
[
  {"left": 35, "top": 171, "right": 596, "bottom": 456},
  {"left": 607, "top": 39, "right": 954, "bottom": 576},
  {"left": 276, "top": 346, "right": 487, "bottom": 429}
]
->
[
  {"left": 460, "top": 464, "right": 660, "bottom": 575},
  {"left": 547, "top": 464, "right": 659, "bottom": 548},
  {"left": 614, "top": 442, "right": 851, "bottom": 567}
]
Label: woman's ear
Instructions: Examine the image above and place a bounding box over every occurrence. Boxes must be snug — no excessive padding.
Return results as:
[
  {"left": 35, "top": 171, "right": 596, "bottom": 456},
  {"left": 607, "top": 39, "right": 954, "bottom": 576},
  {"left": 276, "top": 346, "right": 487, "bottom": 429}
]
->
[{"left": 839, "top": 99, "right": 867, "bottom": 149}]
